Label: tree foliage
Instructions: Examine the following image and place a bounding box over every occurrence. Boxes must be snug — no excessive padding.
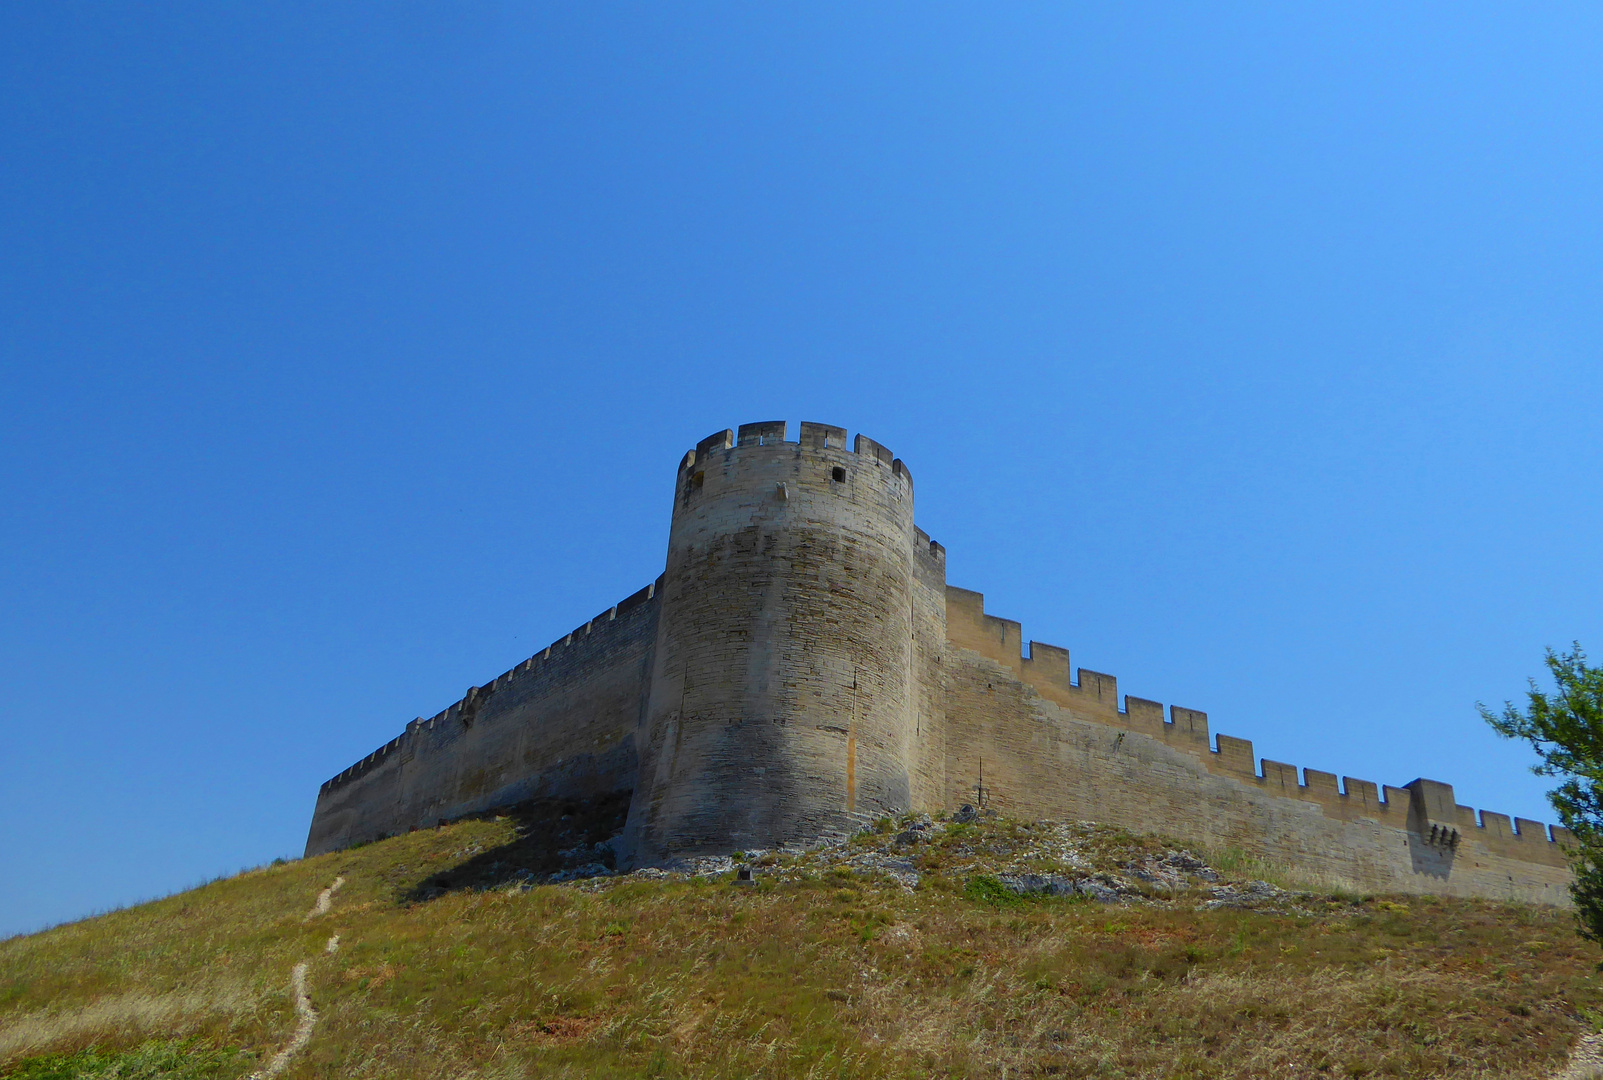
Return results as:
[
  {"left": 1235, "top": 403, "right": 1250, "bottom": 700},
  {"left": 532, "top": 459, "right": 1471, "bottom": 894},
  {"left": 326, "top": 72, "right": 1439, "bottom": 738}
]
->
[{"left": 1481, "top": 643, "right": 1603, "bottom": 943}]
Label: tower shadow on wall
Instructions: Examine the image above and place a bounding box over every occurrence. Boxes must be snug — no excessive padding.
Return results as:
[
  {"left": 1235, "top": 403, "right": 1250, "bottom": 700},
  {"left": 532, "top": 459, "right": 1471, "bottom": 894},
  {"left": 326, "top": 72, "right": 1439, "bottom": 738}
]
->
[
  {"left": 402, "top": 790, "right": 632, "bottom": 902},
  {"left": 1406, "top": 834, "right": 1457, "bottom": 880}
]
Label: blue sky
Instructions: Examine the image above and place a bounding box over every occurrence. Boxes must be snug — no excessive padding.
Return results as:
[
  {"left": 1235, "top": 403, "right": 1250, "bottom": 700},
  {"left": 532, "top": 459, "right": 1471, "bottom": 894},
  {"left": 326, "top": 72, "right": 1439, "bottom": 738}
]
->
[{"left": 2, "top": 4, "right": 1600, "bottom": 938}]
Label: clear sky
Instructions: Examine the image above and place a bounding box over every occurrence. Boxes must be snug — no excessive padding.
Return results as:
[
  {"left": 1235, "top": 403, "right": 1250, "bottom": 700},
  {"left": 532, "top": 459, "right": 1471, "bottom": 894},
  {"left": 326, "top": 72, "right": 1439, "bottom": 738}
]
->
[{"left": 3, "top": 4, "right": 1601, "bottom": 939}]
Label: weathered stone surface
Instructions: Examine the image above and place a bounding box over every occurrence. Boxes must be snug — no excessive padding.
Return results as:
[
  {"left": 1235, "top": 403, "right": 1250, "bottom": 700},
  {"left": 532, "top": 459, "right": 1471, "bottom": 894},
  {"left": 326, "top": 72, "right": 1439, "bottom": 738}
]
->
[
  {"left": 625, "top": 425, "right": 922, "bottom": 863},
  {"left": 303, "top": 422, "right": 1574, "bottom": 906}
]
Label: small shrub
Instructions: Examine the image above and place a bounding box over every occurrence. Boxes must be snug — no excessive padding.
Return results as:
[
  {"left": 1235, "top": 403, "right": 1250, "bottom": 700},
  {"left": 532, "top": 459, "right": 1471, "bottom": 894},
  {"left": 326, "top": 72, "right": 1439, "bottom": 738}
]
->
[
  {"left": 1210, "top": 847, "right": 1249, "bottom": 872},
  {"left": 963, "top": 875, "right": 1024, "bottom": 907}
]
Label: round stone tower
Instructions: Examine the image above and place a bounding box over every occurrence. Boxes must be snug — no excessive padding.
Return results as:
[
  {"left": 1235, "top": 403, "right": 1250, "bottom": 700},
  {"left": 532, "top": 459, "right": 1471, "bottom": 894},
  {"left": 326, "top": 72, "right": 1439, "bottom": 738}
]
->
[{"left": 623, "top": 421, "right": 918, "bottom": 862}]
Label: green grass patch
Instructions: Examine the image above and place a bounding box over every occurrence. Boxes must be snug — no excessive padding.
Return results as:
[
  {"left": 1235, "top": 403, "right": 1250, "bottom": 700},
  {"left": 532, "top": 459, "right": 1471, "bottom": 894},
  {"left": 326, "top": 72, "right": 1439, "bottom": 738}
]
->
[
  {"left": 963, "top": 874, "right": 1025, "bottom": 907},
  {"left": 3, "top": 1040, "right": 248, "bottom": 1080}
]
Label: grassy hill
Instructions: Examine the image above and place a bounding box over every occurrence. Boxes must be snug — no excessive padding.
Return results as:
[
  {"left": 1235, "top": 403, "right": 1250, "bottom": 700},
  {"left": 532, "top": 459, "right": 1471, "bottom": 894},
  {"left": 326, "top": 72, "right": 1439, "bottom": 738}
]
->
[{"left": 2, "top": 807, "right": 1600, "bottom": 1079}]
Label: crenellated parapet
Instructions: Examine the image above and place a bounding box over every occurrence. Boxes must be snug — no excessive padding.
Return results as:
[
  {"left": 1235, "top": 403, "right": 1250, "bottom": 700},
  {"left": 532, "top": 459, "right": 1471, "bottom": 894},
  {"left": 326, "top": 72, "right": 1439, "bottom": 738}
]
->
[
  {"left": 318, "top": 576, "right": 664, "bottom": 798},
  {"left": 942, "top": 585, "right": 1572, "bottom": 871},
  {"left": 684, "top": 422, "right": 913, "bottom": 490},
  {"left": 305, "top": 421, "right": 1571, "bottom": 903}
]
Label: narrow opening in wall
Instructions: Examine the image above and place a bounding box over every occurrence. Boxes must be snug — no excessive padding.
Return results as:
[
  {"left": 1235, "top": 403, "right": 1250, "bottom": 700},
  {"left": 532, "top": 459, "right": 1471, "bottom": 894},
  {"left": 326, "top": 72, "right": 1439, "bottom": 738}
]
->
[
  {"left": 690, "top": 471, "right": 705, "bottom": 491},
  {"left": 831, "top": 467, "right": 846, "bottom": 482}
]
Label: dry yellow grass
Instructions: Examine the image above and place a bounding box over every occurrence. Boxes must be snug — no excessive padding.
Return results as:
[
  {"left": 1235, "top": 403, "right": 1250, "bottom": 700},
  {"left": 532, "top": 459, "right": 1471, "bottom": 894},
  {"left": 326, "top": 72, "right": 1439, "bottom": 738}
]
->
[{"left": 2, "top": 813, "right": 1601, "bottom": 1078}]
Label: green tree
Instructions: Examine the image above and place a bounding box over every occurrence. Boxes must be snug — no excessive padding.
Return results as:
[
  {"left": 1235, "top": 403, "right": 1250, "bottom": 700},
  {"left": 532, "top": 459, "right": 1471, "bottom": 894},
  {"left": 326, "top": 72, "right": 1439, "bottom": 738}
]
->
[{"left": 1481, "top": 643, "right": 1603, "bottom": 943}]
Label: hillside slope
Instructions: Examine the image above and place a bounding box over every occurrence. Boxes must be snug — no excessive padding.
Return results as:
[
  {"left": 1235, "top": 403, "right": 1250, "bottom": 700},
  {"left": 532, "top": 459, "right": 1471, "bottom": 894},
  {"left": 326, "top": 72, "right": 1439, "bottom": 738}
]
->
[{"left": 2, "top": 808, "right": 1600, "bottom": 1079}]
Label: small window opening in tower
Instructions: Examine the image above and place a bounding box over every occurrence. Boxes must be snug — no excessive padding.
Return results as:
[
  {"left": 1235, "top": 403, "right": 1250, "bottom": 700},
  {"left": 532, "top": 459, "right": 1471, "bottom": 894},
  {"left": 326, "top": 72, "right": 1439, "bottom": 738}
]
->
[
  {"left": 690, "top": 471, "right": 705, "bottom": 490},
  {"left": 831, "top": 467, "right": 846, "bottom": 482}
]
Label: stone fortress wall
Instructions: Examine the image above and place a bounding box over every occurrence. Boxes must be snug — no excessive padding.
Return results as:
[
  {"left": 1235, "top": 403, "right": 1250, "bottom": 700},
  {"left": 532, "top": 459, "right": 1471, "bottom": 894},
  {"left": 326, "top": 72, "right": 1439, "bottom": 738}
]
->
[
  {"left": 303, "top": 579, "right": 660, "bottom": 857},
  {"left": 939, "top": 588, "right": 1572, "bottom": 905},
  {"left": 304, "top": 421, "right": 1574, "bottom": 906}
]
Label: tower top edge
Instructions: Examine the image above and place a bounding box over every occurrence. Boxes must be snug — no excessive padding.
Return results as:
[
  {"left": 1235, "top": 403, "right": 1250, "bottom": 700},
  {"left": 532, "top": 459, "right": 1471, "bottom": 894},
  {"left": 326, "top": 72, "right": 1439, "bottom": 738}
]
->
[{"left": 680, "top": 422, "right": 910, "bottom": 483}]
